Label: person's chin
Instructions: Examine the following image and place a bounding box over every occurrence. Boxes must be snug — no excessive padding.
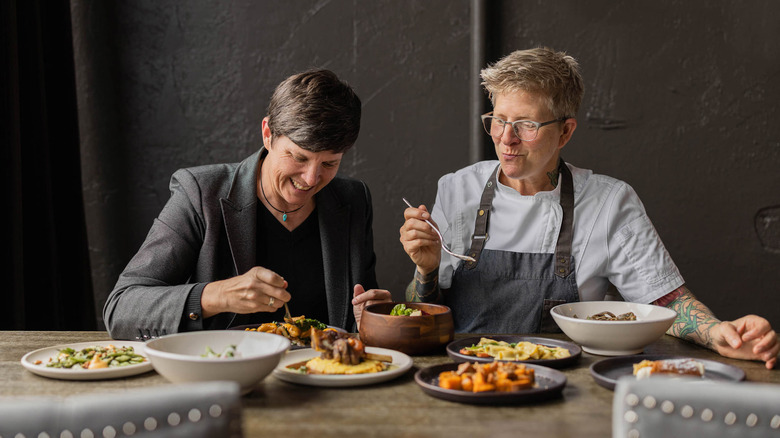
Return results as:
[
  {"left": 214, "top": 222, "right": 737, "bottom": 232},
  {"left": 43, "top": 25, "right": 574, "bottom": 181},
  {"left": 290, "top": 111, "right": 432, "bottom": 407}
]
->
[{"left": 288, "top": 189, "right": 321, "bottom": 207}]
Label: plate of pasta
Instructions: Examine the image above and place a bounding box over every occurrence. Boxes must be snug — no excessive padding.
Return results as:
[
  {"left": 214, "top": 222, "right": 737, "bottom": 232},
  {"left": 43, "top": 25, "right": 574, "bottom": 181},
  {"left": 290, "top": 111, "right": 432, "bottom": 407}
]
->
[
  {"left": 414, "top": 361, "right": 566, "bottom": 404},
  {"left": 446, "top": 336, "right": 581, "bottom": 368}
]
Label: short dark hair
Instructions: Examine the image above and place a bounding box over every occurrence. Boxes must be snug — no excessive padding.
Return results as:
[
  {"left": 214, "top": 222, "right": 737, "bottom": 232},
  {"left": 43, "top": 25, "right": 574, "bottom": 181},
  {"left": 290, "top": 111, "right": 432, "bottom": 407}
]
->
[{"left": 267, "top": 69, "right": 362, "bottom": 154}]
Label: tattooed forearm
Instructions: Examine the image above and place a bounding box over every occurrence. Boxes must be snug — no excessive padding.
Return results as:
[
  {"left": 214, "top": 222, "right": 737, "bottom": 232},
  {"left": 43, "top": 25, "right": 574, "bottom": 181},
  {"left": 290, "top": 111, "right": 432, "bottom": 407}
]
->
[
  {"left": 662, "top": 286, "right": 721, "bottom": 348},
  {"left": 405, "top": 267, "right": 440, "bottom": 302}
]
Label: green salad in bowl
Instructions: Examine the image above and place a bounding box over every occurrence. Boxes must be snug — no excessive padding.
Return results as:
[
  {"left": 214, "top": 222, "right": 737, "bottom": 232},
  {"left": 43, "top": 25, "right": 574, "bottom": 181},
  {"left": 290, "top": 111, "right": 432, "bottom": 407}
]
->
[{"left": 390, "top": 304, "right": 427, "bottom": 317}]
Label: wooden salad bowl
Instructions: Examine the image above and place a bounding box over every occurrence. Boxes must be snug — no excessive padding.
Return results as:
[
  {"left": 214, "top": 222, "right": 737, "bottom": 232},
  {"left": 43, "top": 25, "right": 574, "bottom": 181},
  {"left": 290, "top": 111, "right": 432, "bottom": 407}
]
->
[{"left": 359, "top": 302, "right": 454, "bottom": 355}]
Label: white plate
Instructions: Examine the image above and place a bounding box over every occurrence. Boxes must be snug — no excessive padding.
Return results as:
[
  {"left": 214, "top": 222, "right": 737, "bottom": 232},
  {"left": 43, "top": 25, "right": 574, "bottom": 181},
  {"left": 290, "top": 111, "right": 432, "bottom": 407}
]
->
[
  {"left": 272, "top": 347, "right": 413, "bottom": 387},
  {"left": 21, "top": 341, "right": 154, "bottom": 380}
]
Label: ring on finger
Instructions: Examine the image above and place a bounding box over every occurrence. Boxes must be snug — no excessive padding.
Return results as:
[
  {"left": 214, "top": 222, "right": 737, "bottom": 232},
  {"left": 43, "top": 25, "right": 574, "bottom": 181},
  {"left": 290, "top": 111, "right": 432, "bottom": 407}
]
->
[{"left": 268, "top": 296, "right": 275, "bottom": 306}]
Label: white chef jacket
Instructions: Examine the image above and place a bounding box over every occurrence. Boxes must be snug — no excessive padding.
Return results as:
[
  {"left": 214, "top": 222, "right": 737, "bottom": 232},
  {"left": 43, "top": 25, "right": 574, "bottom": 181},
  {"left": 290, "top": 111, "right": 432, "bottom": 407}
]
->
[{"left": 431, "top": 160, "right": 685, "bottom": 304}]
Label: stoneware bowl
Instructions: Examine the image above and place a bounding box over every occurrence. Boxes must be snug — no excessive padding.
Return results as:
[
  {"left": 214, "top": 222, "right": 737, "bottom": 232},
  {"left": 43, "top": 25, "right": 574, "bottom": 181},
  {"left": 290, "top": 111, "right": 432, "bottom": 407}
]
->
[
  {"left": 550, "top": 301, "right": 676, "bottom": 356},
  {"left": 144, "top": 330, "right": 290, "bottom": 394},
  {"left": 359, "top": 302, "right": 454, "bottom": 355}
]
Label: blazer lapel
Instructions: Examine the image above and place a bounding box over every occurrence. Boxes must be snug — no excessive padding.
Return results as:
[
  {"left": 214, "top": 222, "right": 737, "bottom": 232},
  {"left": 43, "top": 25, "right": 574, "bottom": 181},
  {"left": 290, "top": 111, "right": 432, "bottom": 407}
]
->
[
  {"left": 317, "top": 184, "right": 351, "bottom": 329},
  {"left": 221, "top": 150, "right": 262, "bottom": 277}
]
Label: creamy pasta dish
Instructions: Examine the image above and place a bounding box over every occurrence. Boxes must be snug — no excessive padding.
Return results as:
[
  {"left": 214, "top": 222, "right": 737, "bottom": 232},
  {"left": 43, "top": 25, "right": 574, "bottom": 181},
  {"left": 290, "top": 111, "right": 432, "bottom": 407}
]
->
[{"left": 459, "top": 337, "right": 570, "bottom": 361}]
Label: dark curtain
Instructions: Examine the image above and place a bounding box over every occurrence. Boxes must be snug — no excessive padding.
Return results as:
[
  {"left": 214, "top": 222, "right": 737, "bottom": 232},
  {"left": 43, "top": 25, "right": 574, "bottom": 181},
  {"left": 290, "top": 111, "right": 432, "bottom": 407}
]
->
[{"left": 1, "top": 0, "right": 95, "bottom": 330}]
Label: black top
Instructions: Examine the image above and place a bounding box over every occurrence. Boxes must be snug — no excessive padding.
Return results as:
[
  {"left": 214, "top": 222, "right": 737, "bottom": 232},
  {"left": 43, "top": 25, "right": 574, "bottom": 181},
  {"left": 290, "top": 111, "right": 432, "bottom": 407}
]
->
[{"left": 255, "top": 205, "right": 329, "bottom": 324}]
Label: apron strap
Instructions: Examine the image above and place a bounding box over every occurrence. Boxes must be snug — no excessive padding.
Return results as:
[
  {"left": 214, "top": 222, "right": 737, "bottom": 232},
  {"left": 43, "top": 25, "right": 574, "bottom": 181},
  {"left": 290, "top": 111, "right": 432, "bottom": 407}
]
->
[
  {"left": 555, "top": 159, "right": 574, "bottom": 278},
  {"left": 464, "top": 165, "right": 498, "bottom": 269},
  {"left": 465, "top": 159, "right": 575, "bottom": 277}
]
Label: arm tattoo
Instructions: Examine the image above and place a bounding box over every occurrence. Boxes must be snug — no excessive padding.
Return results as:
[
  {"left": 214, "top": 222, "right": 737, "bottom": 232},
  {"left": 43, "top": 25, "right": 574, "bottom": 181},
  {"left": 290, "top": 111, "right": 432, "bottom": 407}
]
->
[
  {"left": 547, "top": 168, "right": 560, "bottom": 188},
  {"left": 405, "top": 267, "right": 440, "bottom": 303},
  {"left": 661, "top": 286, "right": 721, "bottom": 349}
]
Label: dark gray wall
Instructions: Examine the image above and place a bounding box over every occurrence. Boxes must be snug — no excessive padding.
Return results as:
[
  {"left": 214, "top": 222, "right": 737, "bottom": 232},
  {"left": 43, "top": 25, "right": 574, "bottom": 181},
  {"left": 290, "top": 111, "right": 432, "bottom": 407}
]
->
[
  {"left": 72, "top": 0, "right": 779, "bottom": 330},
  {"left": 497, "top": 1, "right": 780, "bottom": 326}
]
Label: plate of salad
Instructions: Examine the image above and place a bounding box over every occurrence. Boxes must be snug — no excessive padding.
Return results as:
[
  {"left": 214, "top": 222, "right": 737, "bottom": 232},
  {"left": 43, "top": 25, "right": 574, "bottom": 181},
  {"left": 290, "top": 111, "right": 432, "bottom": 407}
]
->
[{"left": 21, "top": 341, "right": 153, "bottom": 380}]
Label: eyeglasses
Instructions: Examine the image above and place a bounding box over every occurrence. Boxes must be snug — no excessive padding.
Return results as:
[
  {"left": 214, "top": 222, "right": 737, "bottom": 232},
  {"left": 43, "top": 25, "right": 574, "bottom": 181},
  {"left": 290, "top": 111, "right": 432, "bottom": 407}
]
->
[{"left": 481, "top": 112, "right": 567, "bottom": 141}]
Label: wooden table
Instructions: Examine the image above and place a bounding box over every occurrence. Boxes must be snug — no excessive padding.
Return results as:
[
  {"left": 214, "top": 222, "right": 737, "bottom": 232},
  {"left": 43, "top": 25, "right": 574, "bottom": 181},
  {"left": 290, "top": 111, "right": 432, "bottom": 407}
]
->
[{"left": 1, "top": 331, "right": 777, "bottom": 437}]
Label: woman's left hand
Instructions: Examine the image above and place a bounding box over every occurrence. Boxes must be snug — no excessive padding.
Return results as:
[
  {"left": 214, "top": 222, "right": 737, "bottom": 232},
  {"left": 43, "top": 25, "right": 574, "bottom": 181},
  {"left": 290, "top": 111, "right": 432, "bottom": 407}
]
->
[{"left": 352, "top": 284, "right": 392, "bottom": 329}]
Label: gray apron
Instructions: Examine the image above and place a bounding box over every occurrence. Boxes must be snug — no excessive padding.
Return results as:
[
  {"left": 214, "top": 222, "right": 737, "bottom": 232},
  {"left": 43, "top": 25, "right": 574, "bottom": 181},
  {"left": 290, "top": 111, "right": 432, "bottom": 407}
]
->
[{"left": 445, "top": 159, "right": 580, "bottom": 333}]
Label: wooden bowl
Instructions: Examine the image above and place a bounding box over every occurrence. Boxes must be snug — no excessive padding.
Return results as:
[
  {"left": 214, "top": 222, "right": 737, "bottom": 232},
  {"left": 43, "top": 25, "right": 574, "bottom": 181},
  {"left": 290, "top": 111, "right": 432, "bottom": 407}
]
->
[{"left": 358, "top": 302, "right": 454, "bottom": 355}]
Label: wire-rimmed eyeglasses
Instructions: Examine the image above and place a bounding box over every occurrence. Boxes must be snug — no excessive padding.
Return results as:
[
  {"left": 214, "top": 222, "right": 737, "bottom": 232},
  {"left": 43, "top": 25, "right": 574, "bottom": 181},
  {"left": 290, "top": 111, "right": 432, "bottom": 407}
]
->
[{"left": 481, "top": 112, "right": 567, "bottom": 141}]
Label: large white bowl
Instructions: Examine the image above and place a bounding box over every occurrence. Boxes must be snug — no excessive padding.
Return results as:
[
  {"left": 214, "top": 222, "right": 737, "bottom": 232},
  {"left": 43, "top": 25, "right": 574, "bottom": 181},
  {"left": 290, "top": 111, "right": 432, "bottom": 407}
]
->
[
  {"left": 550, "top": 301, "right": 676, "bottom": 356},
  {"left": 145, "top": 330, "right": 290, "bottom": 394}
]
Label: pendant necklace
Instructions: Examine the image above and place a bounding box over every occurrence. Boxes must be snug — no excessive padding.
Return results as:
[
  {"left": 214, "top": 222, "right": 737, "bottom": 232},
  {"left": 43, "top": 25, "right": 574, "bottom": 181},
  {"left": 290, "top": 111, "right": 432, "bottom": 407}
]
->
[{"left": 259, "top": 173, "right": 304, "bottom": 222}]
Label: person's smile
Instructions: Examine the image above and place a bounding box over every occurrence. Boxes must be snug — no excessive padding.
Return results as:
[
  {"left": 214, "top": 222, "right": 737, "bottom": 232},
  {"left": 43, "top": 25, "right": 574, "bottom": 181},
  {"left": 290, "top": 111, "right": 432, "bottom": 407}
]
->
[{"left": 291, "top": 178, "right": 313, "bottom": 191}]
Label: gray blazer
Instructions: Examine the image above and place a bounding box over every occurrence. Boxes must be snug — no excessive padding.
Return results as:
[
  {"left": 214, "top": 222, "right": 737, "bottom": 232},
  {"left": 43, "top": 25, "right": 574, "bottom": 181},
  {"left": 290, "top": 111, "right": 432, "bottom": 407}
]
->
[{"left": 104, "top": 149, "right": 378, "bottom": 340}]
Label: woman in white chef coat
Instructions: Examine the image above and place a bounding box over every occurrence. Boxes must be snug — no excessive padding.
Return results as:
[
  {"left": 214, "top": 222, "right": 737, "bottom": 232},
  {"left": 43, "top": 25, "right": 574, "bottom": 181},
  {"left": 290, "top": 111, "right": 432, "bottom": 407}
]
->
[{"left": 399, "top": 47, "right": 778, "bottom": 369}]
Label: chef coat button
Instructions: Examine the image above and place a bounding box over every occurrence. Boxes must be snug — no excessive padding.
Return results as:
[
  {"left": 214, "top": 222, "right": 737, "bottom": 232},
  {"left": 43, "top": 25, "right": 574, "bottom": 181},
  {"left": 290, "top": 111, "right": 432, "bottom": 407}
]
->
[{"left": 189, "top": 312, "right": 199, "bottom": 321}]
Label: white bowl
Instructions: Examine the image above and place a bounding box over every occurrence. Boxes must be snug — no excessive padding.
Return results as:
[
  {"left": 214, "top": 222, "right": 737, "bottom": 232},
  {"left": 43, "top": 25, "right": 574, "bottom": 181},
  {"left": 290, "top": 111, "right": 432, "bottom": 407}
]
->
[
  {"left": 145, "top": 330, "right": 290, "bottom": 394},
  {"left": 550, "top": 301, "right": 676, "bottom": 356}
]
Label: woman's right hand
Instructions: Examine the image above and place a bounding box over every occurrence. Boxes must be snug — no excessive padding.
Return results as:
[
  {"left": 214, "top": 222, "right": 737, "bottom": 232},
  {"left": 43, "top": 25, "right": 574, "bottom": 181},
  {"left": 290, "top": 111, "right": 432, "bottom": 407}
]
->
[
  {"left": 399, "top": 204, "right": 442, "bottom": 275},
  {"left": 201, "top": 266, "right": 291, "bottom": 318}
]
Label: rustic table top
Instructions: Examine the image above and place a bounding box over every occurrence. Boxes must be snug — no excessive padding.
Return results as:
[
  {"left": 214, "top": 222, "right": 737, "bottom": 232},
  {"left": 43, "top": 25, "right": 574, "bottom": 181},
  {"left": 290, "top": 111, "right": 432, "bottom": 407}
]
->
[{"left": 1, "top": 331, "right": 777, "bottom": 437}]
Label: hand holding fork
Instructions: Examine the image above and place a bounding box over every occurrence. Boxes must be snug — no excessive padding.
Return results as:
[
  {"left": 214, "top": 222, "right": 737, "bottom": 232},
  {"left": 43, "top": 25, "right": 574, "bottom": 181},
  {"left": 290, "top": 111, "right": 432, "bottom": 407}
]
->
[{"left": 401, "top": 198, "right": 476, "bottom": 263}]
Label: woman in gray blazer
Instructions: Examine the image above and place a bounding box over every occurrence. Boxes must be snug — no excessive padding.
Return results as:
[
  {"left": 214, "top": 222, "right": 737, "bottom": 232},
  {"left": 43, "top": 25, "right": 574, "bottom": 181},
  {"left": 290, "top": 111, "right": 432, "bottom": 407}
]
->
[{"left": 104, "top": 70, "right": 392, "bottom": 340}]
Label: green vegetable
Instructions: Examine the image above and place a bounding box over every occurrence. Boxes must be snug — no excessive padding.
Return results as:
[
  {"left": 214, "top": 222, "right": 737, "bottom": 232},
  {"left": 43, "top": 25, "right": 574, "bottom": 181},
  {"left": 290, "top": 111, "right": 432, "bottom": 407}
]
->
[
  {"left": 390, "top": 304, "right": 422, "bottom": 316},
  {"left": 291, "top": 365, "right": 307, "bottom": 374},
  {"left": 294, "top": 318, "right": 327, "bottom": 332},
  {"left": 201, "top": 345, "right": 238, "bottom": 359},
  {"left": 390, "top": 304, "right": 407, "bottom": 315},
  {"left": 45, "top": 345, "right": 146, "bottom": 369}
]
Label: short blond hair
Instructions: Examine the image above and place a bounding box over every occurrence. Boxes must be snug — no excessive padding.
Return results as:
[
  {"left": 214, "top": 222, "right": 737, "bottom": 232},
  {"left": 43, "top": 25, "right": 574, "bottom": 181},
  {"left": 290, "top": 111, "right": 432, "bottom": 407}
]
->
[{"left": 481, "top": 47, "right": 584, "bottom": 119}]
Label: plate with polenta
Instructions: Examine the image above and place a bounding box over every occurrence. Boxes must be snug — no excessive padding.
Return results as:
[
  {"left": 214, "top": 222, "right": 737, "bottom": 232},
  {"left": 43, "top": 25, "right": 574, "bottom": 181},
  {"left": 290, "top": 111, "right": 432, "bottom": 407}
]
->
[{"left": 272, "top": 347, "right": 413, "bottom": 387}]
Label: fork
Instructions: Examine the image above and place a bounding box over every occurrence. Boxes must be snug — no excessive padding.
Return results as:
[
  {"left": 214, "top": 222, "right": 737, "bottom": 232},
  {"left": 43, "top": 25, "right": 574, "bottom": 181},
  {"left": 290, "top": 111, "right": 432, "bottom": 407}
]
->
[
  {"left": 402, "top": 198, "right": 476, "bottom": 263},
  {"left": 283, "top": 302, "right": 293, "bottom": 323},
  {"left": 135, "top": 328, "right": 167, "bottom": 342}
]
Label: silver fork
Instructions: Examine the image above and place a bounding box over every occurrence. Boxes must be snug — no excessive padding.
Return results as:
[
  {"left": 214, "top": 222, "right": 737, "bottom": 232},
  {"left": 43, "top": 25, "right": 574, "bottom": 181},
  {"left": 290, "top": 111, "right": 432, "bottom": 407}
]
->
[
  {"left": 135, "top": 328, "right": 167, "bottom": 341},
  {"left": 283, "top": 302, "right": 293, "bottom": 323},
  {"left": 402, "top": 198, "right": 476, "bottom": 263}
]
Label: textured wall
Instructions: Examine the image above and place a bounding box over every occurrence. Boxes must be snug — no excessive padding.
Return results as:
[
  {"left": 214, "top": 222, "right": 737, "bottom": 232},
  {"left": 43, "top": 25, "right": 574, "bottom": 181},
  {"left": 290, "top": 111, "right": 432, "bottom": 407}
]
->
[
  {"left": 72, "top": 0, "right": 471, "bottom": 327},
  {"left": 73, "top": 0, "right": 779, "bottom": 329},
  {"left": 498, "top": 1, "right": 780, "bottom": 326}
]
